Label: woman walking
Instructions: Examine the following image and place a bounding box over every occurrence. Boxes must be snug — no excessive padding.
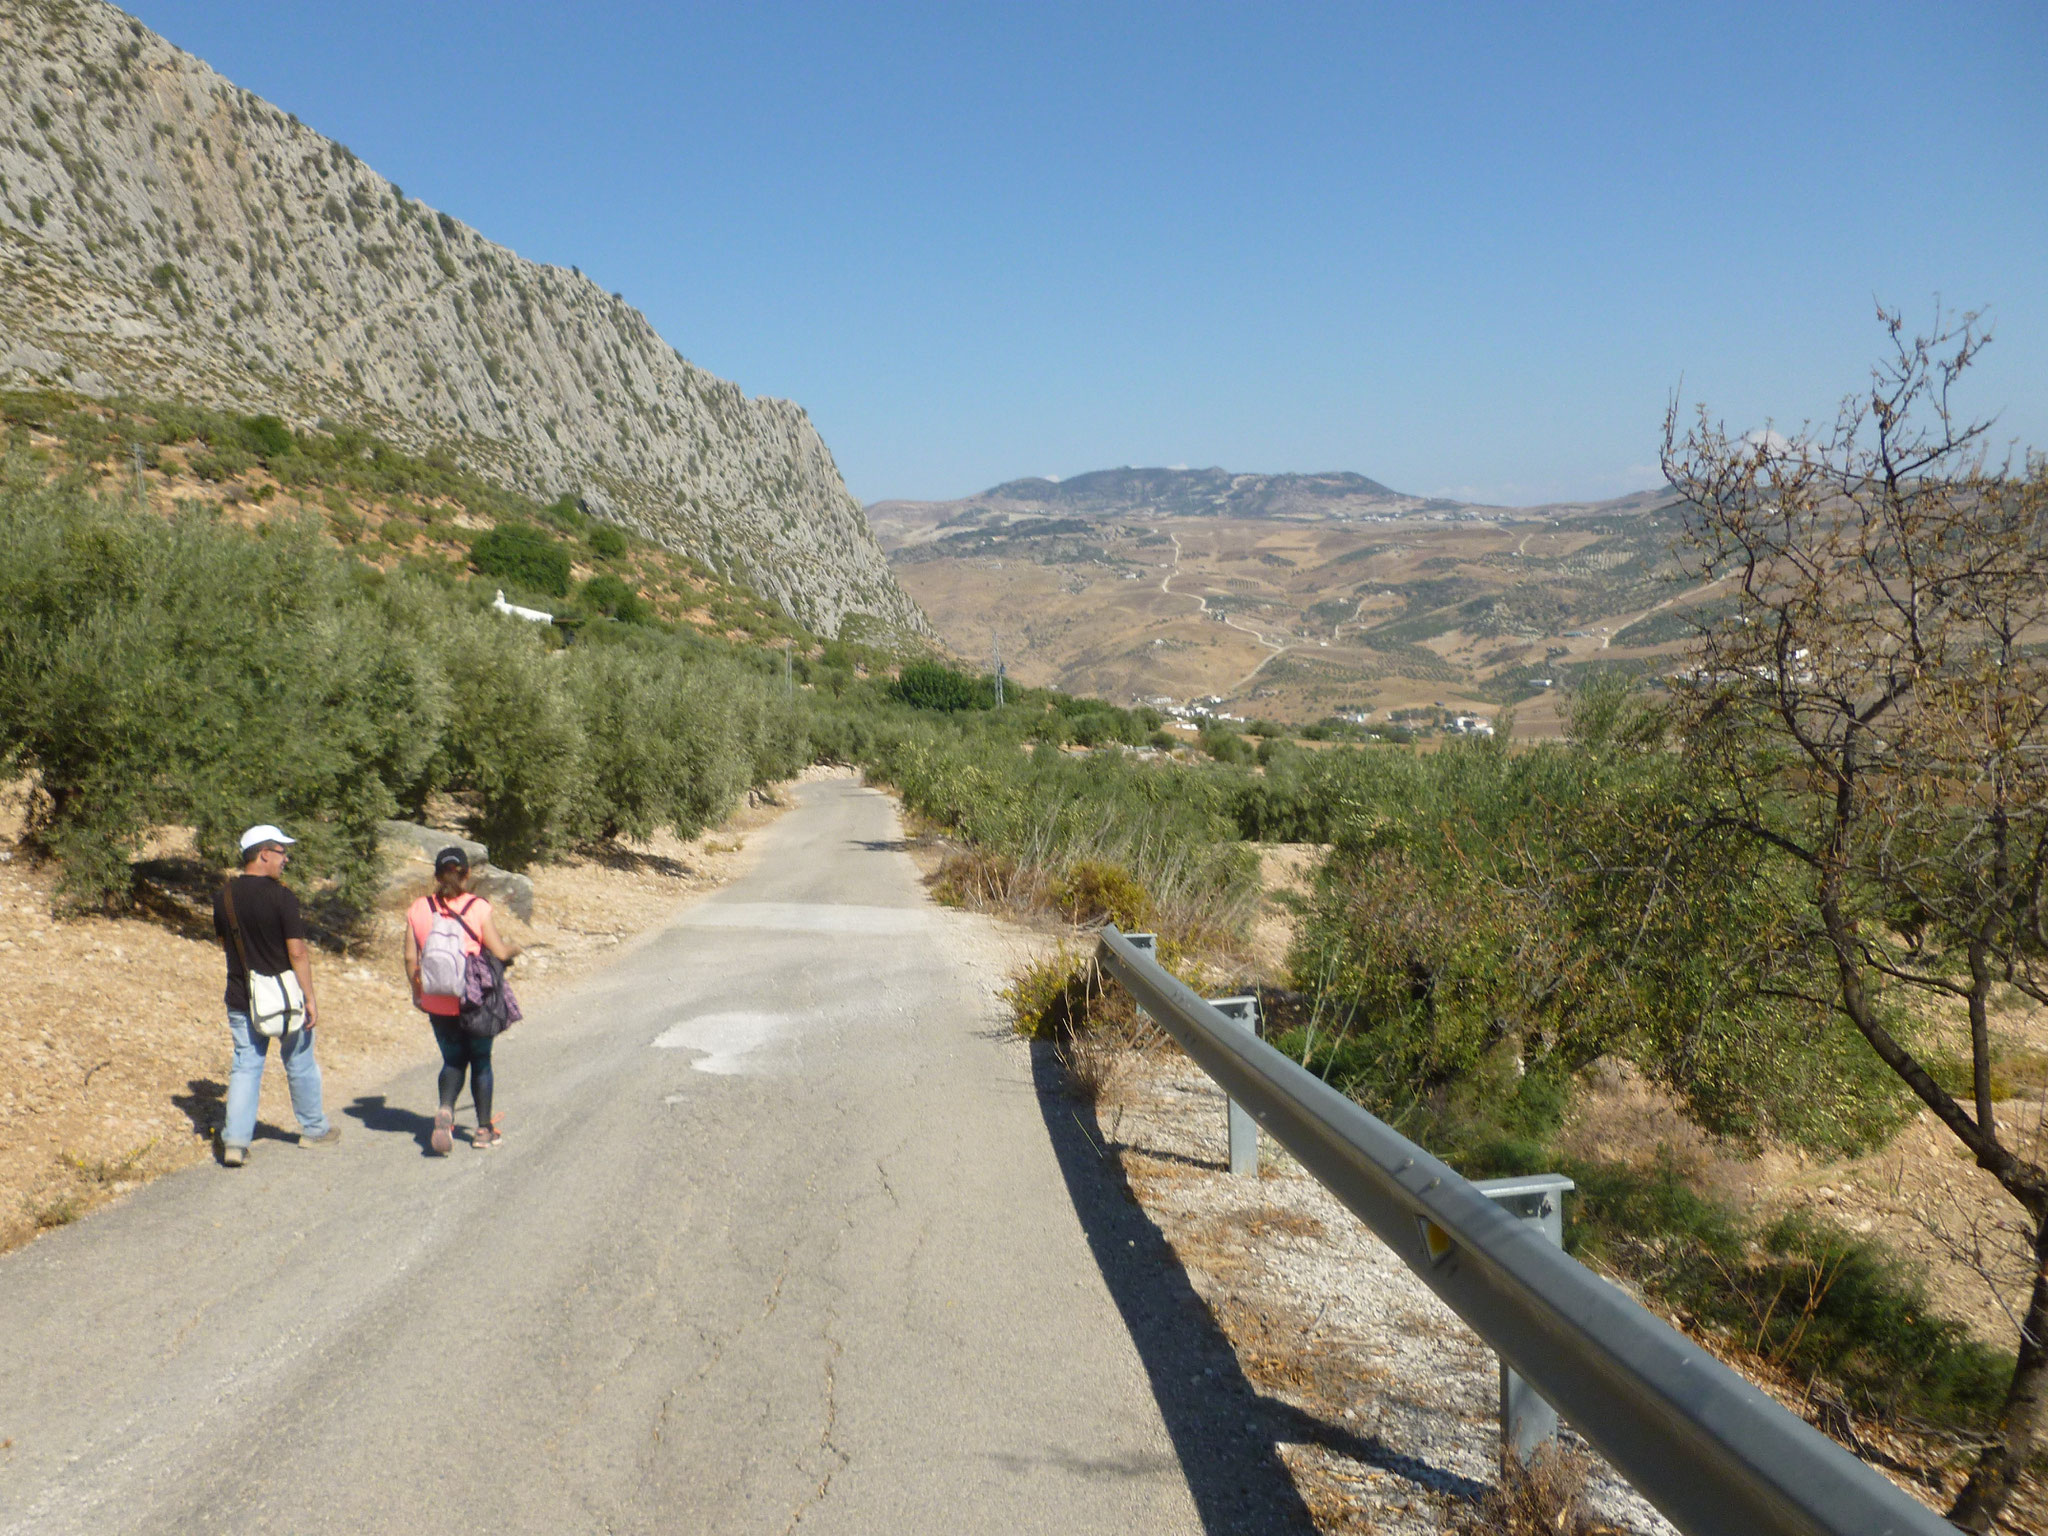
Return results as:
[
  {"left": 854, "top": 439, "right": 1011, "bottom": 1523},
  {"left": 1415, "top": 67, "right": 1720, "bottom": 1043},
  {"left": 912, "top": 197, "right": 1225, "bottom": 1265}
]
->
[{"left": 404, "top": 847, "right": 521, "bottom": 1152}]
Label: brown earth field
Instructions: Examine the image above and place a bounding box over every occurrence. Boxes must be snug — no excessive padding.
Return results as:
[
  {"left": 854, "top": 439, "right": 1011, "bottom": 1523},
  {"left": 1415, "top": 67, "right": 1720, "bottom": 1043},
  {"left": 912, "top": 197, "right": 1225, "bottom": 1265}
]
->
[
  {"left": 872, "top": 495, "right": 1724, "bottom": 735},
  {"left": 0, "top": 771, "right": 834, "bottom": 1255}
]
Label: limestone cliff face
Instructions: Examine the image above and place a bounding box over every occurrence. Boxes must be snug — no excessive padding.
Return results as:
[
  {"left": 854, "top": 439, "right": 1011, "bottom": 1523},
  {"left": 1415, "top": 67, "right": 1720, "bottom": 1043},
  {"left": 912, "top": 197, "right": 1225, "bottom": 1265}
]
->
[{"left": 0, "top": 0, "right": 925, "bottom": 638}]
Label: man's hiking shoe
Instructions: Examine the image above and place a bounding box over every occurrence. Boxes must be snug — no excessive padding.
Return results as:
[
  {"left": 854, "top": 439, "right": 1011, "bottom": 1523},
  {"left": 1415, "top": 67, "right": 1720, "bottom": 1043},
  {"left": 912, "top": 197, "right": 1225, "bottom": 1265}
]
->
[
  {"left": 221, "top": 1145, "right": 246, "bottom": 1168},
  {"left": 430, "top": 1107, "right": 454, "bottom": 1156},
  {"left": 300, "top": 1127, "right": 343, "bottom": 1149}
]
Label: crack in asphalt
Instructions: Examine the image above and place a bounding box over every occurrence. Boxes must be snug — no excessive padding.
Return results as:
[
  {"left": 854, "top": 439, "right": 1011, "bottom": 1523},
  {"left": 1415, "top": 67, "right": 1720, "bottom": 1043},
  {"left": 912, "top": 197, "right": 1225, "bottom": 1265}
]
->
[{"left": 780, "top": 1312, "right": 851, "bottom": 1535}]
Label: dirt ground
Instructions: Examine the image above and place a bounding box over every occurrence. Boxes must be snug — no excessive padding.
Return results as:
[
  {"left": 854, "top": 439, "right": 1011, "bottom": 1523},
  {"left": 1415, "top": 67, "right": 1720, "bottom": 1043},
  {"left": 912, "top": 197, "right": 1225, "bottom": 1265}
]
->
[{"left": 0, "top": 771, "right": 833, "bottom": 1254}]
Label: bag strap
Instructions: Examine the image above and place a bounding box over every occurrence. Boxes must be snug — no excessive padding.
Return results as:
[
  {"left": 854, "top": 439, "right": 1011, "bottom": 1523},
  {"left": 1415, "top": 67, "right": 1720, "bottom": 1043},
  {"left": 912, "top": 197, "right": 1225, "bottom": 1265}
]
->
[
  {"left": 432, "top": 893, "right": 485, "bottom": 946},
  {"left": 221, "top": 876, "right": 254, "bottom": 975}
]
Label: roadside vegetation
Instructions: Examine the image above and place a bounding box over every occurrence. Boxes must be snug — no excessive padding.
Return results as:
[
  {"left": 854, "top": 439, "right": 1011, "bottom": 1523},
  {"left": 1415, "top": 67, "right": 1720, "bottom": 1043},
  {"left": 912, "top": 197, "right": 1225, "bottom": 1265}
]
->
[
  {"left": 968, "top": 320, "right": 2047, "bottom": 1522},
  {"left": 0, "top": 391, "right": 829, "bottom": 908},
  {"left": 3, "top": 321, "right": 2042, "bottom": 1520}
]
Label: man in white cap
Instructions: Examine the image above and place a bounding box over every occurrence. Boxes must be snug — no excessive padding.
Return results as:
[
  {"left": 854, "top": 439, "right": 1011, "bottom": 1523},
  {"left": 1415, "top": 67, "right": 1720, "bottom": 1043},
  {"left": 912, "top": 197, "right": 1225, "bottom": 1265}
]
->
[{"left": 209, "top": 824, "right": 338, "bottom": 1165}]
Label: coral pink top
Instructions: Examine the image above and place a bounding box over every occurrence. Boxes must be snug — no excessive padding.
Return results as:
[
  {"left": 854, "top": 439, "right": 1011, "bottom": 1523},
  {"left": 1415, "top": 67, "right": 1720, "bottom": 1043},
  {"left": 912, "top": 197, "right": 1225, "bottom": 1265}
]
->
[{"left": 406, "top": 894, "right": 491, "bottom": 1017}]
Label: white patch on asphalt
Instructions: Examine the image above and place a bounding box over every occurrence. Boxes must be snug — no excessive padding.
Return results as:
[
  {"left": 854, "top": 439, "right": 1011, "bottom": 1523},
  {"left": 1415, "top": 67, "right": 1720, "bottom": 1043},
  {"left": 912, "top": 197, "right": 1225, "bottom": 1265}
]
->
[
  {"left": 675, "top": 902, "right": 927, "bottom": 935},
  {"left": 652, "top": 1011, "right": 789, "bottom": 1074}
]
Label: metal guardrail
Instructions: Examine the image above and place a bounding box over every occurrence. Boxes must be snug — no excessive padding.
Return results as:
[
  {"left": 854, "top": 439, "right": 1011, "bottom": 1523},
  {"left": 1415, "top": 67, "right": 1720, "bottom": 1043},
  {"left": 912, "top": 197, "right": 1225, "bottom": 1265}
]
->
[{"left": 1093, "top": 926, "right": 1951, "bottom": 1536}]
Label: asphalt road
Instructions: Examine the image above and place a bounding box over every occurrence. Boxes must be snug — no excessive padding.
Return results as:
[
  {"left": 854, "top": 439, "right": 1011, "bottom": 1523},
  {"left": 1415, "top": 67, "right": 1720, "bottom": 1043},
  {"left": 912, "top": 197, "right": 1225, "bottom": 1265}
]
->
[{"left": 0, "top": 780, "right": 1244, "bottom": 1535}]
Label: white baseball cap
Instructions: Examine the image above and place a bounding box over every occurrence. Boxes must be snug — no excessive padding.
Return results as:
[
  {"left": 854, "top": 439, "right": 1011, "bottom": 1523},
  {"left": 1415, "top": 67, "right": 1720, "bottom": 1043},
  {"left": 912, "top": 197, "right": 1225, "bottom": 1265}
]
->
[{"left": 239, "top": 824, "right": 297, "bottom": 853}]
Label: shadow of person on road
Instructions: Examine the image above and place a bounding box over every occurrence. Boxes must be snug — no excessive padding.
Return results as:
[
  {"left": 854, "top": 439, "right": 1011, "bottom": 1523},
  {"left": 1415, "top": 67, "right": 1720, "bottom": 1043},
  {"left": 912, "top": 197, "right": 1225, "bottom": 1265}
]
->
[
  {"left": 171, "top": 1078, "right": 301, "bottom": 1162},
  {"left": 1029, "top": 1041, "right": 1490, "bottom": 1534},
  {"left": 343, "top": 1094, "right": 439, "bottom": 1155}
]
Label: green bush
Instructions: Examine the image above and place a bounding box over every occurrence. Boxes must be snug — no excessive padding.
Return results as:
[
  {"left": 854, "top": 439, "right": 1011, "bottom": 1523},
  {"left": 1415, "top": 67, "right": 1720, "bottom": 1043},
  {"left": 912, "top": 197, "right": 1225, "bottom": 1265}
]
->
[
  {"left": 240, "top": 414, "right": 293, "bottom": 458},
  {"left": 538, "top": 493, "right": 587, "bottom": 533},
  {"left": 1557, "top": 1156, "right": 2010, "bottom": 1431},
  {"left": 0, "top": 478, "right": 439, "bottom": 906},
  {"left": 895, "top": 661, "right": 987, "bottom": 711},
  {"left": 580, "top": 573, "right": 648, "bottom": 623},
  {"left": 559, "top": 640, "right": 798, "bottom": 843},
  {"left": 1201, "top": 726, "right": 1253, "bottom": 764},
  {"left": 586, "top": 523, "right": 628, "bottom": 560},
  {"left": 470, "top": 522, "right": 571, "bottom": 598}
]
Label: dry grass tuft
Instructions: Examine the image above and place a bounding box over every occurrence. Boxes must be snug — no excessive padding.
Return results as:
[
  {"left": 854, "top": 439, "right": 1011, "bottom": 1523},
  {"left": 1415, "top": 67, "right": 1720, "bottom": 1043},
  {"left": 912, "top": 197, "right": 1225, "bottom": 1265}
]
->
[
  {"left": 1055, "top": 1031, "right": 1129, "bottom": 1108},
  {"left": 930, "top": 848, "right": 1049, "bottom": 913},
  {"left": 60, "top": 1138, "right": 158, "bottom": 1185},
  {"left": 1451, "top": 1446, "right": 1618, "bottom": 1536}
]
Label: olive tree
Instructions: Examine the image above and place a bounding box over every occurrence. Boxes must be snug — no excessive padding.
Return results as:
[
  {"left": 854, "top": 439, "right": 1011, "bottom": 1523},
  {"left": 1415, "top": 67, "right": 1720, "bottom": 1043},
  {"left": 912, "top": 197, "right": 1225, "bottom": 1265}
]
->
[{"left": 1663, "top": 310, "right": 2048, "bottom": 1528}]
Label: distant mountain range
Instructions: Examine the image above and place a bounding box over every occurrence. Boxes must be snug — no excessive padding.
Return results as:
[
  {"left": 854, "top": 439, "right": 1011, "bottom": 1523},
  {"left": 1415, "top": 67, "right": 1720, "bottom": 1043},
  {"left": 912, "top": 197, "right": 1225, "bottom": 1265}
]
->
[
  {"left": 868, "top": 461, "right": 1694, "bottom": 725},
  {"left": 867, "top": 465, "right": 1675, "bottom": 548},
  {"left": 868, "top": 465, "right": 1455, "bottom": 542}
]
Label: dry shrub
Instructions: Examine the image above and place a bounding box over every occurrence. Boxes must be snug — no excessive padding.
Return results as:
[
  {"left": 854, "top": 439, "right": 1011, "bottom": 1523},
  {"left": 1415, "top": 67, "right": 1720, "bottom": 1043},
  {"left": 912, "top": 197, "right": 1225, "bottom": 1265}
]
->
[
  {"left": 1003, "top": 949, "right": 1135, "bottom": 1041},
  {"left": 930, "top": 848, "right": 1047, "bottom": 912},
  {"left": 1055, "top": 1030, "right": 1127, "bottom": 1108},
  {"left": 1053, "top": 858, "right": 1153, "bottom": 929},
  {"left": 1451, "top": 1445, "right": 1625, "bottom": 1536}
]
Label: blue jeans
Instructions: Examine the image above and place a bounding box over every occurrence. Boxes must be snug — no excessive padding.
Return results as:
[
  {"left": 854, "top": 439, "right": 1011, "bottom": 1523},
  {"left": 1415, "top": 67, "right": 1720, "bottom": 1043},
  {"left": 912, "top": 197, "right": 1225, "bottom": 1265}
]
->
[{"left": 224, "top": 1010, "right": 330, "bottom": 1148}]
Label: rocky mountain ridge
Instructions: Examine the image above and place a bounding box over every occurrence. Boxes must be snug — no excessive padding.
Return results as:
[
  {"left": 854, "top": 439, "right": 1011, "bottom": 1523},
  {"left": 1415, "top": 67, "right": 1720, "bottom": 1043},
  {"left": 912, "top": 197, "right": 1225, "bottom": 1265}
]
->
[
  {"left": 0, "top": 0, "right": 925, "bottom": 639},
  {"left": 866, "top": 464, "right": 1465, "bottom": 547}
]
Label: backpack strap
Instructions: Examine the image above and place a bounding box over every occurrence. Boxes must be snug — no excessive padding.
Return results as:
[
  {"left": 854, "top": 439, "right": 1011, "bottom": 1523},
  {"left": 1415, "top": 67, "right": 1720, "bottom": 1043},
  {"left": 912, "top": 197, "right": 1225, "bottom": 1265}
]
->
[
  {"left": 221, "top": 877, "right": 253, "bottom": 975},
  {"left": 432, "top": 893, "right": 485, "bottom": 946}
]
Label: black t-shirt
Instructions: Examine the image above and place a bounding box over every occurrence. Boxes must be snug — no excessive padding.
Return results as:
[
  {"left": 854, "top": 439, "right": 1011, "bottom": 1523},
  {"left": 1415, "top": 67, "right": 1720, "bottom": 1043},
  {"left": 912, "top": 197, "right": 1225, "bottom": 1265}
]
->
[{"left": 212, "top": 874, "right": 307, "bottom": 1013}]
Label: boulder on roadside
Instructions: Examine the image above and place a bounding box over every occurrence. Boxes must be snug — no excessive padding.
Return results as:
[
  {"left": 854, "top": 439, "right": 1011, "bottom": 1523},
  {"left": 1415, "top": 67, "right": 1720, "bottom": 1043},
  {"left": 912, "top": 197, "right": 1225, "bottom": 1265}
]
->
[
  {"left": 375, "top": 821, "right": 529, "bottom": 920},
  {"left": 377, "top": 820, "right": 488, "bottom": 870},
  {"left": 468, "top": 866, "right": 534, "bottom": 924}
]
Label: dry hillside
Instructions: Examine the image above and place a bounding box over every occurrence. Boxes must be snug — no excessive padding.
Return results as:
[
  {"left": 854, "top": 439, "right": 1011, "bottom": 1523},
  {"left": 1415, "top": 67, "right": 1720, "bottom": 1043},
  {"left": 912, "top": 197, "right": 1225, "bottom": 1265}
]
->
[{"left": 873, "top": 475, "right": 1710, "bottom": 733}]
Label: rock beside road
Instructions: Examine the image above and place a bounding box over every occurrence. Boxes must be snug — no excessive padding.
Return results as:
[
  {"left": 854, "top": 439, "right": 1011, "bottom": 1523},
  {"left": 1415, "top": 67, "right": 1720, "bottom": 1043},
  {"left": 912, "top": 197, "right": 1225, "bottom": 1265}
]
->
[{"left": 377, "top": 820, "right": 532, "bottom": 921}]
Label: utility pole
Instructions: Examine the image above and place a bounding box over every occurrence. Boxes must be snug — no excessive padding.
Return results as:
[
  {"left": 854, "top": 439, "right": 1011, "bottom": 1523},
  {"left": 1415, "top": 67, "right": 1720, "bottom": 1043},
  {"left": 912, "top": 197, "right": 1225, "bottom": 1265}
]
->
[{"left": 992, "top": 631, "right": 1005, "bottom": 708}]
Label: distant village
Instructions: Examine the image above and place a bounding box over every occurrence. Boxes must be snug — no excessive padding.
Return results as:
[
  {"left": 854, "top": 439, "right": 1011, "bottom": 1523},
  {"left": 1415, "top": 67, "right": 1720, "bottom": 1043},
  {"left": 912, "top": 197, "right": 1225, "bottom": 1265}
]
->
[{"left": 1149, "top": 696, "right": 1497, "bottom": 737}]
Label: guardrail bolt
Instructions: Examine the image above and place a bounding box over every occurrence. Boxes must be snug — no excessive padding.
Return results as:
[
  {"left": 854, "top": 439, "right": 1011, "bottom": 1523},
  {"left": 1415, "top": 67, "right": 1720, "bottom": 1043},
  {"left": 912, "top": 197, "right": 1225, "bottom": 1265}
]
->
[
  {"left": 1207, "top": 995, "right": 1261, "bottom": 1176},
  {"left": 1474, "top": 1174, "right": 1576, "bottom": 1465}
]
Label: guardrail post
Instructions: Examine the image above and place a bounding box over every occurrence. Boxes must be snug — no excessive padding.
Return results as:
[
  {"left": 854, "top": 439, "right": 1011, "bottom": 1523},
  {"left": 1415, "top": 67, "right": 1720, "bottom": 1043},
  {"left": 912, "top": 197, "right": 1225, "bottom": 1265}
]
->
[
  {"left": 1207, "top": 995, "right": 1261, "bottom": 1176},
  {"left": 1474, "top": 1173, "right": 1576, "bottom": 1465}
]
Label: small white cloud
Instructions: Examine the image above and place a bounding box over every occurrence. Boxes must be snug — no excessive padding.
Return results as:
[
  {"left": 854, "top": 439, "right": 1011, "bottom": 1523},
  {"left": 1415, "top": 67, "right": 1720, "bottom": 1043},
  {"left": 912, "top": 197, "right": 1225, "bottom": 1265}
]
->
[{"left": 1743, "top": 428, "right": 1800, "bottom": 456}]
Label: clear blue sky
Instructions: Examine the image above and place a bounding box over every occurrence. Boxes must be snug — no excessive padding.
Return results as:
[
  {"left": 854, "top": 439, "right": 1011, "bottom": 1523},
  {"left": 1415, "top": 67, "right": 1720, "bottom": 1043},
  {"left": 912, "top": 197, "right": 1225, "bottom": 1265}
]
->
[{"left": 130, "top": 1, "right": 2047, "bottom": 506}]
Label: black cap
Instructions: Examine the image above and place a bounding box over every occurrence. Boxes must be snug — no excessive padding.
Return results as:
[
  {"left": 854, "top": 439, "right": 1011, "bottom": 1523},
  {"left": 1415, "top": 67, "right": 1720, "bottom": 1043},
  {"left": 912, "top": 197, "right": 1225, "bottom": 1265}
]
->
[{"left": 434, "top": 846, "right": 470, "bottom": 873}]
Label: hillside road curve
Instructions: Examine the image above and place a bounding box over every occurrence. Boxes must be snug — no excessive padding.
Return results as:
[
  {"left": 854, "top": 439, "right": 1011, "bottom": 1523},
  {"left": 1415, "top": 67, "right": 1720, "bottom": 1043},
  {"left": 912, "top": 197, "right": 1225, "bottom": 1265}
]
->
[{"left": 0, "top": 778, "right": 1216, "bottom": 1535}]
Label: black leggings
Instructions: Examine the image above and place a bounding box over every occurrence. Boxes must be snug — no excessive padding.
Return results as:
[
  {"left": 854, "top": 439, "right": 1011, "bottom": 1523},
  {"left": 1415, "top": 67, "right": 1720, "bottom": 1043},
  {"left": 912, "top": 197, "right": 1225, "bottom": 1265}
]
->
[{"left": 430, "top": 1017, "right": 494, "bottom": 1127}]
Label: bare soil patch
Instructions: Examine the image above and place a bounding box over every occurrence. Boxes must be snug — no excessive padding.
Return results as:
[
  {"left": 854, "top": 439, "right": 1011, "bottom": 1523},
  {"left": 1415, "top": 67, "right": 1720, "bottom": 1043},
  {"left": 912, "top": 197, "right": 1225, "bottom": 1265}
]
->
[
  {"left": 0, "top": 774, "right": 809, "bottom": 1253},
  {"left": 1248, "top": 843, "right": 1323, "bottom": 973}
]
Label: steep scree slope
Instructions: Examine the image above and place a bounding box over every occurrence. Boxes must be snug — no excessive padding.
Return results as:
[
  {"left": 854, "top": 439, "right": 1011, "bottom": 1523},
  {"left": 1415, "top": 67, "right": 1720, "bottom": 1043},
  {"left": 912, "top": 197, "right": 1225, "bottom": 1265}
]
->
[{"left": 0, "top": 0, "right": 924, "bottom": 638}]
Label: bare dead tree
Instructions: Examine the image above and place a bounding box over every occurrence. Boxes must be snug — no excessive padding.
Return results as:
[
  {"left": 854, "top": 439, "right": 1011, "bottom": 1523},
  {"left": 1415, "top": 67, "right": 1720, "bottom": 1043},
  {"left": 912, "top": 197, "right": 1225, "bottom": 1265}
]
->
[{"left": 1662, "top": 307, "right": 2048, "bottom": 1529}]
